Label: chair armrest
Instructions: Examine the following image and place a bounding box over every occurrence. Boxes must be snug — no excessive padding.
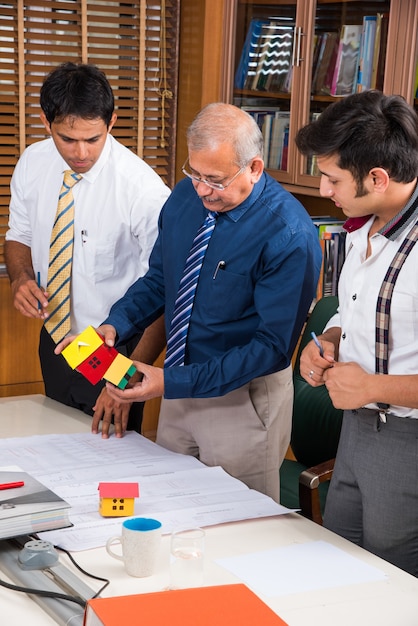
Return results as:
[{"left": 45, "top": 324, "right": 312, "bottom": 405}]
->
[{"left": 298, "top": 458, "right": 335, "bottom": 525}]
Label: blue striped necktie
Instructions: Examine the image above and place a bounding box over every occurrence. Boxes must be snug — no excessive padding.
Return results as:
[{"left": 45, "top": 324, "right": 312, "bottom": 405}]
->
[
  {"left": 44, "top": 170, "right": 82, "bottom": 343},
  {"left": 164, "top": 211, "right": 218, "bottom": 367}
]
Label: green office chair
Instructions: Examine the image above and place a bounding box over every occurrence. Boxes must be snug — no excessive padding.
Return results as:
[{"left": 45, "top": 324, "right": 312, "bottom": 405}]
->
[{"left": 280, "top": 296, "right": 343, "bottom": 524}]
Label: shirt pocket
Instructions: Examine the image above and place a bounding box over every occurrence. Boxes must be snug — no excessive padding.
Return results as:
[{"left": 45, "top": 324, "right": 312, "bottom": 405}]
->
[
  {"left": 205, "top": 269, "right": 253, "bottom": 320},
  {"left": 390, "top": 290, "right": 418, "bottom": 348},
  {"left": 83, "top": 238, "right": 116, "bottom": 283}
]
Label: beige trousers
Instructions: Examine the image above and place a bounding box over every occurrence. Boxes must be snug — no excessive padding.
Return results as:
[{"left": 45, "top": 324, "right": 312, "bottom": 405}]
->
[{"left": 156, "top": 366, "right": 293, "bottom": 503}]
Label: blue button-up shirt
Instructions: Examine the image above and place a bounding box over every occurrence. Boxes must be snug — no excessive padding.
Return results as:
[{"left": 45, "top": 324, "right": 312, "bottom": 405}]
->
[{"left": 104, "top": 173, "right": 322, "bottom": 399}]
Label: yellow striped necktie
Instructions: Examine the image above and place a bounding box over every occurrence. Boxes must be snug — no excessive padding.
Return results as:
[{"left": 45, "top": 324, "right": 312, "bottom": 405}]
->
[{"left": 44, "top": 170, "right": 82, "bottom": 343}]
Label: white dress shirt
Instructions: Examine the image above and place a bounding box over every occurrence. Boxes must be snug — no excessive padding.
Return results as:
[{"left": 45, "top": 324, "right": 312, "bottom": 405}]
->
[
  {"left": 325, "top": 215, "right": 418, "bottom": 418},
  {"left": 6, "top": 134, "right": 170, "bottom": 333}
]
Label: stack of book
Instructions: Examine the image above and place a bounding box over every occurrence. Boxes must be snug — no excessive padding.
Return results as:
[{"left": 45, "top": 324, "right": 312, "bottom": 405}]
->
[
  {"left": 235, "top": 14, "right": 389, "bottom": 97},
  {"left": 0, "top": 468, "right": 71, "bottom": 539},
  {"left": 242, "top": 106, "right": 290, "bottom": 170},
  {"left": 235, "top": 18, "right": 293, "bottom": 93}
]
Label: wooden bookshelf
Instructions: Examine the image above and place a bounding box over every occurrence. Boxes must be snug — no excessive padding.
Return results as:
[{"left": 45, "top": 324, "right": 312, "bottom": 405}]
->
[{"left": 211, "top": 0, "right": 418, "bottom": 203}]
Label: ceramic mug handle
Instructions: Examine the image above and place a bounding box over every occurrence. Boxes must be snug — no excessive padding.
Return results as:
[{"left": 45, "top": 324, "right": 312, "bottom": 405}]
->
[{"left": 106, "top": 536, "right": 124, "bottom": 562}]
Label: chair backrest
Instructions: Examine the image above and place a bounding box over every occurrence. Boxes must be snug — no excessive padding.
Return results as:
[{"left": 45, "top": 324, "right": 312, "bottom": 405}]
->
[{"left": 291, "top": 296, "right": 343, "bottom": 468}]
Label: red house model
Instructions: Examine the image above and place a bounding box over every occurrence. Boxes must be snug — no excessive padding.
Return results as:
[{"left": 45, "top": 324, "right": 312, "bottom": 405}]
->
[
  {"left": 98, "top": 482, "right": 140, "bottom": 517},
  {"left": 61, "top": 326, "right": 136, "bottom": 389}
]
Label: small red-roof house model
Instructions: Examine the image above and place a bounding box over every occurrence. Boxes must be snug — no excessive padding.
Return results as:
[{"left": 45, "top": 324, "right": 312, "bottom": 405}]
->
[{"left": 98, "top": 482, "right": 139, "bottom": 517}]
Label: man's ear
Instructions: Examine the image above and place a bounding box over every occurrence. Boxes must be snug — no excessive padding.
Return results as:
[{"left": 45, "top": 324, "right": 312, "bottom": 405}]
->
[
  {"left": 369, "top": 167, "right": 390, "bottom": 192},
  {"left": 108, "top": 112, "right": 117, "bottom": 132},
  {"left": 250, "top": 156, "right": 264, "bottom": 183},
  {"left": 40, "top": 111, "right": 51, "bottom": 134}
]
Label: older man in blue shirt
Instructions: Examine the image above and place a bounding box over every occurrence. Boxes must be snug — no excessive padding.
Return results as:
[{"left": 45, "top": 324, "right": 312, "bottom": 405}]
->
[{"left": 57, "top": 103, "right": 322, "bottom": 502}]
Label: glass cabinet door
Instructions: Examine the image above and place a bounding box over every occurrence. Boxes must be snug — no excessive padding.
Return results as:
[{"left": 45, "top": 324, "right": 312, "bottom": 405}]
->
[
  {"left": 232, "top": 1, "right": 297, "bottom": 184},
  {"left": 231, "top": 0, "right": 395, "bottom": 189},
  {"left": 295, "top": 0, "right": 391, "bottom": 187}
]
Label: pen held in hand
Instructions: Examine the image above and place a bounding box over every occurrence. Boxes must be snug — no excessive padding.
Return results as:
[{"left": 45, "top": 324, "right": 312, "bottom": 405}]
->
[
  {"left": 311, "top": 331, "right": 324, "bottom": 357},
  {"left": 37, "top": 271, "right": 42, "bottom": 311}
]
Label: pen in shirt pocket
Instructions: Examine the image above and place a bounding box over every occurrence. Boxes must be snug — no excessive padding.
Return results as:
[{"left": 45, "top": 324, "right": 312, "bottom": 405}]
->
[
  {"left": 213, "top": 260, "right": 226, "bottom": 279},
  {"left": 81, "top": 229, "right": 88, "bottom": 245}
]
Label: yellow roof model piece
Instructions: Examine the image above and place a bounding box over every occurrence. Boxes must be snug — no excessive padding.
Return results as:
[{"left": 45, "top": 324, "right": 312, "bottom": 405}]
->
[
  {"left": 104, "top": 353, "right": 136, "bottom": 389},
  {"left": 61, "top": 325, "right": 103, "bottom": 368}
]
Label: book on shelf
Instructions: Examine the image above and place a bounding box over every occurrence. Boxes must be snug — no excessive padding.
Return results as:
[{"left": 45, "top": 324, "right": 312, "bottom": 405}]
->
[
  {"left": 312, "top": 220, "right": 346, "bottom": 300},
  {"left": 320, "top": 33, "right": 340, "bottom": 96},
  {"left": 267, "top": 111, "right": 290, "bottom": 170},
  {"left": 331, "top": 24, "right": 362, "bottom": 96},
  {"left": 0, "top": 467, "right": 71, "bottom": 540},
  {"left": 311, "top": 32, "right": 327, "bottom": 93},
  {"left": 312, "top": 32, "right": 339, "bottom": 95},
  {"left": 305, "top": 112, "right": 321, "bottom": 175},
  {"left": 251, "top": 21, "right": 279, "bottom": 91},
  {"left": 370, "top": 13, "right": 383, "bottom": 89},
  {"left": 83, "top": 583, "right": 289, "bottom": 626},
  {"left": 261, "top": 112, "right": 275, "bottom": 164},
  {"left": 280, "top": 124, "right": 289, "bottom": 170},
  {"left": 262, "top": 28, "right": 293, "bottom": 92},
  {"left": 242, "top": 105, "right": 282, "bottom": 130},
  {"left": 234, "top": 18, "right": 268, "bottom": 89},
  {"left": 373, "top": 13, "right": 389, "bottom": 92},
  {"left": 241, "top": 107, "right": 289, "bottom": 170},
  {"left": 357, "top": 16, "right": 377, "bottom": 92},
  {"left": 236, "top": 18, "right": 293, "bottom": 93},
  {"left": 244, "top": 20, "right": 274, "bottom": 90}
]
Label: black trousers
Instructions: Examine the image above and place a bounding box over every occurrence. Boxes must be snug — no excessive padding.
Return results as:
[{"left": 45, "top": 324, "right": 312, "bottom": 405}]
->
[{"left": 39, "top": 326, "right": 144, "bottom": 433}]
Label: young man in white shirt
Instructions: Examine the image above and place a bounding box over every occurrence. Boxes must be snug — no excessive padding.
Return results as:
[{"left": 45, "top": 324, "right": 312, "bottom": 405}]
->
[
  {"left": 5, "top": 63, "right": 169, "bottom": 437},
  {"left": 296, "top": 90, "right": 418, "bottom": 577}
]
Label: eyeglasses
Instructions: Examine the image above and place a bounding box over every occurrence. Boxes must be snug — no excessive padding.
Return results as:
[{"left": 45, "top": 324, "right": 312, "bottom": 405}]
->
[{"left": 182, "top": 159, "right": 246, "bottom": 191}]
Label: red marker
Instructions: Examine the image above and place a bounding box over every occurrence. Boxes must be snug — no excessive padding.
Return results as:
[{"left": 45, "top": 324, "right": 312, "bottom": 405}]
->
[{"left": 0, "top": 481, "right": 25, "bottom": 491}]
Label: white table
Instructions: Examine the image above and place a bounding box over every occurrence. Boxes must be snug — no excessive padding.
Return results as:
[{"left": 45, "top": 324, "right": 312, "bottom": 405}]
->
[{"left": 1, "top": 395, "right": 418, "bottom": 626}]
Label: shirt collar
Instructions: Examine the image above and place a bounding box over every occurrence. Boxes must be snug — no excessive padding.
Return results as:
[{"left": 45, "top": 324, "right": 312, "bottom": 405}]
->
[
  {"left": 62, "top": 134, "right": 112, "bottom": 184},
  {"left": 220, "top": 173, "right": 266, "bottom": 223},
  {"left": 343, "top": 180, "right": 418, "bottom": 240}
]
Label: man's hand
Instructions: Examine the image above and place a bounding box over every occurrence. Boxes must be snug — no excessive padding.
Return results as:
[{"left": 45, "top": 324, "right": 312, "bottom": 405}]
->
[
  {"left": 92, "top": 387, "right": 132, "bottom": 439},
  {"left": 324, "top": 362, "right": 373, "bottom": 409},
  {"left": 54, "top": 324, "right": 117, "bottom": 354},
  {"left": 300, "top": 336, "right": 335, "bottom": 387},
  {"left": 5, "top": 240, "right": 48, "bottom": 319},
  {"left": 106, "top": 361, "right": 164, "bottom": 403},
  {"left": 11, "top": 275, "right": 49, "bottom": 320}
]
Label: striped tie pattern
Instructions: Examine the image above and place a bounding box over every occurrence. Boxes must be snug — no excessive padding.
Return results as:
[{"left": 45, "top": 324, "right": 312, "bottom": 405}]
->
[
  {"left": 164, "top": 211, "right": 218, "bottom": 367},
  {"left": 44, "top": 170, "right": 82, "bottom": 343}
]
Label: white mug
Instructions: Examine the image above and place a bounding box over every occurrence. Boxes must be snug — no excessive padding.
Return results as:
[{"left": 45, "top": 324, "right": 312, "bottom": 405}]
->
[{"left": 106, "top": 517, "right": 162, "bottom": 577}]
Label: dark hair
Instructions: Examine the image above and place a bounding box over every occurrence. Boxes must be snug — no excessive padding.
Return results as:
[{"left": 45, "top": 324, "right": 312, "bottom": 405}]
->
[
  {"left": 40, "top": 62, "right": 114, "bottom": 126},
  {"left": 295, "top": 90, "right": 418, "bottom": 185}
]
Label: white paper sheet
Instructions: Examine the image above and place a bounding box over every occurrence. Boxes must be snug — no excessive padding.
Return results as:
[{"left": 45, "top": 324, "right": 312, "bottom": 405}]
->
[
  {"left": 215, "top": 540, "right": 387, "bottom": 597},
  {"left": 0, "top": 432, "right": 291, "bottom": 551}
]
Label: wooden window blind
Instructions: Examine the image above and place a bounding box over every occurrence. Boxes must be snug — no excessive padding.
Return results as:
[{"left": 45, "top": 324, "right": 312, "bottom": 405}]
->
[{"left": 0, "top": 0, "right": 179, "bottom": 268}]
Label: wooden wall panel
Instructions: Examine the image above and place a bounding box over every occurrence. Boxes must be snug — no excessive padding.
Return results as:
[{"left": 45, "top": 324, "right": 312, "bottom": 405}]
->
[{"left": 0, "top": 275, "right": 44, "bottom": 397}]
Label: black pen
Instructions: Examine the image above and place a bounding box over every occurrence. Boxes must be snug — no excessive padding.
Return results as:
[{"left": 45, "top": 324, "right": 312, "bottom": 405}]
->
[
  {"left": 213, "top": 260, "right": 226, "bottom": 279},
  {"left": 37, "top": 272, "right": 41, "bottom": 311}
]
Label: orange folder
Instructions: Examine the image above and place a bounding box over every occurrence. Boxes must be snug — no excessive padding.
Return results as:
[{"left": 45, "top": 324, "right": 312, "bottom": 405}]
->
[{"left": 83, "top": 583, "right": 288, "bottom": 626}]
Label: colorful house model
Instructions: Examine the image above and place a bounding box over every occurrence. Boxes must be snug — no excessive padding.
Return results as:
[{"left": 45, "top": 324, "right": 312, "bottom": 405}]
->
[
  {"left": 61, "top": 326, "right": 136, "bottom": 389},
  {"left": 98, "top": 482, "right": 139, "bottom": 517}
]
